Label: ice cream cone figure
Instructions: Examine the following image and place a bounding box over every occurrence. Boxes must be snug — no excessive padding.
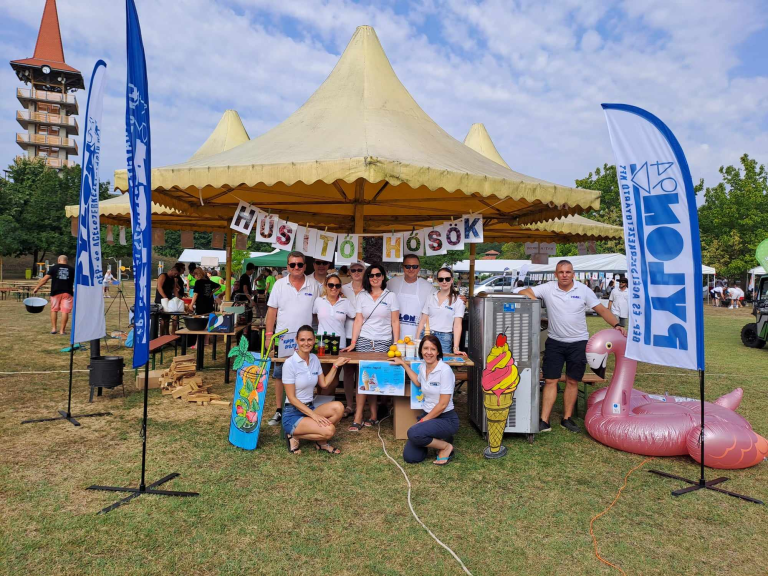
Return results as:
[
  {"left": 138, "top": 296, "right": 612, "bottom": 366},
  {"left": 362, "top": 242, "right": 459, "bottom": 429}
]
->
[
  {"left": 481, "top": 332, "right": 520, "bottom": 458},
  {"left": 361, "top": 371, "right": 370, "bottom": 390}
]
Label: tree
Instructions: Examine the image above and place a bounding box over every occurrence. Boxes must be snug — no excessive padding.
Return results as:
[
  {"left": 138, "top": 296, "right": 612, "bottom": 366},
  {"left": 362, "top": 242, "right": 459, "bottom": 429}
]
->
[
  {"left": 574, "top": 164, "right": 625, "bottom": 254},
  {"left": 698, "top": 154, "right": 768, "bottom": 279}
]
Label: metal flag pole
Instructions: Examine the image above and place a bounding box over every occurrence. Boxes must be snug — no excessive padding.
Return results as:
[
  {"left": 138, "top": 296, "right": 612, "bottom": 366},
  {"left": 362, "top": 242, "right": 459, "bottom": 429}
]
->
[{"left": 648, "top": 369, "right": 763, "bottom": 504}]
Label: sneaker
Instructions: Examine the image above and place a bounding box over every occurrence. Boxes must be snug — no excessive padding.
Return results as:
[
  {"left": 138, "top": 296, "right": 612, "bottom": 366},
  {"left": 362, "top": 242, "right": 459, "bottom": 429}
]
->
[
  {"left": 267, "top": 411, "right": 282, "bottom": 426},
  {"left": 539, "top": 419, "right": 552, "bottom": 432},
  {"left": 561, "top": 418, "right": 580, "bottom": 433}
]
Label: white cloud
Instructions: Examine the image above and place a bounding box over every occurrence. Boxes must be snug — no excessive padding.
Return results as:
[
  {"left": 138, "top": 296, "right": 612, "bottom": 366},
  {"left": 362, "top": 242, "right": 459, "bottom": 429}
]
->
[{"left": 0, "top": 0, "right": 766, "bottom": 200}]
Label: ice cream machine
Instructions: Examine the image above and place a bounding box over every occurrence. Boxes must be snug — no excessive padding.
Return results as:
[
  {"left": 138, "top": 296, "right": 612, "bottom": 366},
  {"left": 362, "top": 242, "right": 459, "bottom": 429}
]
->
[{"left": 468, "top": 294, "right": 543, "bottom": 440}]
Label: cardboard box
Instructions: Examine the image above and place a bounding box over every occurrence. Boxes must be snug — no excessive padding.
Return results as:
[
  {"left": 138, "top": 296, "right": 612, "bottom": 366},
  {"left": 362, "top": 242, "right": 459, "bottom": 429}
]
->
[
  {"left": 393, "top": 396, "right": 420, "bottom": 440},
  {"left": 136, "top": 369, "right": 165, "bottom": 391}
]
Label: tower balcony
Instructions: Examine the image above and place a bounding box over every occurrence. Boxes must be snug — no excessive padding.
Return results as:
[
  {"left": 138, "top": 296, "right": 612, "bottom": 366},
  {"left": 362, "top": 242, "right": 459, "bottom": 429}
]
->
[
  {"left": 16, "top": 133, "right": 78, "bottom": 154},
  {"left": 17, "top": 110, "right": 79, "bottom": 135},
  {"left": 16, "top": 155, "right": 77, "bottom": 169},
  {"left": 17, "top": 87, "right": 79, "bottom": 114}
]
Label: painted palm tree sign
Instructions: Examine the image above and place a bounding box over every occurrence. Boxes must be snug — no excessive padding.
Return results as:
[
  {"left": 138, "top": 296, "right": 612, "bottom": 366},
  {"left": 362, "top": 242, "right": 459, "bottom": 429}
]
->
[{"left": 228, "top": 336, "right": 270, "bottom": 450}]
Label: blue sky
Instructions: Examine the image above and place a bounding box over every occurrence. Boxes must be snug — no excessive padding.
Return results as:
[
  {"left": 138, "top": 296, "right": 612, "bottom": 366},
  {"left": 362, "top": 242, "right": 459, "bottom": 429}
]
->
[{"left": 1, "top": 0, "right": 767, "bottom": 200}]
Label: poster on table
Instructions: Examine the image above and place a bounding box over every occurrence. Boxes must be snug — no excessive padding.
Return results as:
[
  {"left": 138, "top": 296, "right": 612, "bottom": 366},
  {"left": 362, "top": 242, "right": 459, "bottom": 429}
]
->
[
  {"left": 126, "top": 4, "right": 152, "bottom": 368},
  {"left": 409, "top": 361, "right": 424, "bottom": 409},
  {"left": 336, "top": 234, "right": 359, "bottom": 264},
  {"left": 358, "top": 361, "right": 405, "bottom": 396},
  {"left": 230, "top": 200, "right": 260, "bottom": 235},
  {"left": 228, "top": 337, "right": 270, "bottom": 450},
  {"left": 72, "top": 59, "right": 108, "bottom": 345},
  {"left": 314, "top": 230, "right": 338, "bottom": 261},
  {"left": 603, "top": 103, "right": 704, "bottom": 371},
  {"left": 273, "top": 220, "right": 298, "bottom": 251},
  {"left": 277, "top": 331, "right": 298, "bottom": 358},
  {"left": 463, "top": 214, "right": 483, "bottom": 243},
  {"left": 382, "top": 233, "right": 404, "bottom": 262},
  {"left": 404, "top": 229, "right": 425, "bottom": 255}
]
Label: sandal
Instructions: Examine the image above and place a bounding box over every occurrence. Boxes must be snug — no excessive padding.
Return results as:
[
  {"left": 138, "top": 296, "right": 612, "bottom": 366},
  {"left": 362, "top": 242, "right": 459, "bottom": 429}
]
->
[
  {"left": 285, "top": 433, "right": 301, "bottom": 454},
  {"left": 342, "top": 406, "right": 355, "bottom": 419},
  {"left": 434, "top": 447, "right": 454, "bottom": 466},
  {"left": 363, "top": 419, "right": 380, "bottom": 427},
  {"left": 348, "top": 422, "right": 364, "bottom": 432},
  {"left": 315, "top": 442, "right": 341, "bottom": 455}
]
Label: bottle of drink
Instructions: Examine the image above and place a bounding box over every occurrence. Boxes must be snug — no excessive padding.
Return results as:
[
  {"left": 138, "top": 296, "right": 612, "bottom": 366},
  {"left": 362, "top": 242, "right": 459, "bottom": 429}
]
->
[{"left": 317, "top": 334, "right": 326, "bottom": 357}]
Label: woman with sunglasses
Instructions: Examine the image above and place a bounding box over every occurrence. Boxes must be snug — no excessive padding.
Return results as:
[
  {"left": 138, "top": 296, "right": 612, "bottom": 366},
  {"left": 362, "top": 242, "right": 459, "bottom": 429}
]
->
[
  {"left": 343, "top": 263, "right": 400, "bottom": 429},
  {"left": 391, "top": 335, "right": 457, "bottom": 465},
  {"left": 340, "top": 262, "right": 366, "bottom": 418},
  {"left": 313, "top": 273, "right": 356, "bottom": 351},
  {"left": 416, "top": 267, "right": 466, "bottom": 357},
  {"left": 283, "top": 325, "right": 350, "bottom": 455}
]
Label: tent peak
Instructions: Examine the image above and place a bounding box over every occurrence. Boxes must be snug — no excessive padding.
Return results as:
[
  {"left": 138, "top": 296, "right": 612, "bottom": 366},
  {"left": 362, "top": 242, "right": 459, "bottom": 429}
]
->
[
  {"left": 463, "top": 123, "right": 511, "bottom": 169},
  {"left": 189, "top": 109, "right": 250, "bottom": 161}
]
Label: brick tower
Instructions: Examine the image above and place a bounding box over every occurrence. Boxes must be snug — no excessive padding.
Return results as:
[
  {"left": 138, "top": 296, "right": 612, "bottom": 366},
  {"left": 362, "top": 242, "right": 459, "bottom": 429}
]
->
[{"left": 10, "top": 0, "right": 84, "bottom": 169}]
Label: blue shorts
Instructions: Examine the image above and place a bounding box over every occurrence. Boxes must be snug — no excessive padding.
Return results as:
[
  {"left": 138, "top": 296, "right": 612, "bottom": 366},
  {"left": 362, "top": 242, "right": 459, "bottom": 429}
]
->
[
  {"left": 282, "top": 402, "right": 314, "bottom": 435},
  {"left": 431, "top": 331, "right": 453, "bottom": 355}
]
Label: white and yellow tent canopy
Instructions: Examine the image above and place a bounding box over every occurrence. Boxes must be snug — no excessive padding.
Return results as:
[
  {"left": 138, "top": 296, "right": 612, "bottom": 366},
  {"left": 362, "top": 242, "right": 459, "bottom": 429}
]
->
[
  {"left": 462, "top": 123, "right": 623, "bottom": 242},
  {"left": 68, "top": 110, "right": 250, "bottom": 231},
  {"left": 114, "top": 26, "right": 601, "bottom": 233}
]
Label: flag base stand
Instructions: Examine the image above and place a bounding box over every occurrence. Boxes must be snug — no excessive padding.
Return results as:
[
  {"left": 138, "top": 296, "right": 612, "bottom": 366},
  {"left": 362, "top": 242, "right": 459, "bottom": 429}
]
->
[
  {"left": 648, "top": 470, "right": 763, "bottom": 505},
  {"left": 21, "top": 346, "right": 112, "bottom": 426},
  {"left": 86, "top": 362, "right": 199, "bottom": 513}
]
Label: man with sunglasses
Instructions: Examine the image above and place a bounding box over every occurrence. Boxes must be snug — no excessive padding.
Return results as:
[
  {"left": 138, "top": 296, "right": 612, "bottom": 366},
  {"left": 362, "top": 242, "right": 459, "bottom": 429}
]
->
[
  {"left": 266, "top": 251, "right": 321, "bottom": 426},
  {"left": 308, "top": 258, "right": 331, "bottom": 288},
  {"left": 388, "top": 255, "right": 436, "bottom": 340}
]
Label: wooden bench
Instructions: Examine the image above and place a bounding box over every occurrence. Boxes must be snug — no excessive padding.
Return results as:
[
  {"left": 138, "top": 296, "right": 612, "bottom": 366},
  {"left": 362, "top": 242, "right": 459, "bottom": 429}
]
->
[
  {"left": 540, "top": 372, "right": 607, "bottom": 417},
  {"left": 149, "top": 334, "right": 180, "bottom": 369}
]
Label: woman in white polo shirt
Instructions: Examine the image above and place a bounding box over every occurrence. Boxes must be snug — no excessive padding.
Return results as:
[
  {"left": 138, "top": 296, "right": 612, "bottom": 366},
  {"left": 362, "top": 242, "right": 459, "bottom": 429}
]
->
[
  {"left": 415, "top": 267, "right": 466, "bottom": 356},
  {"left": 282, "top": 325, "right": 350, "bottom": 455},
  {"left": 392, "top": 335, "right": 458, "bottom": 465},
  {"left": 343, "top": 263, "right": 400, "bottom": 430},
  {"left": 313, "top": 274, "right": 356, "bottom": 349}
]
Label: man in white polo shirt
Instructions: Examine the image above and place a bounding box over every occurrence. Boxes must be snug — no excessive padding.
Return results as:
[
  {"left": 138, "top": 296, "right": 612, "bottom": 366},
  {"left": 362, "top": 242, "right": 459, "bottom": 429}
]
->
[
  {"left": 265, "top": 251, "right": 320, "bottom": 426},
  {"left": 520, "top": 260, "right": 626, "bottom": 433},
  {"left": 388, "top": 255, "right": 436, "bottom": 340}
]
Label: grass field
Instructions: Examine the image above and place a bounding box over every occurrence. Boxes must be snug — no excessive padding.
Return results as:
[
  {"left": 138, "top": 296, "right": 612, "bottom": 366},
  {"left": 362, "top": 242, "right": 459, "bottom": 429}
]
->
[{"left": 1, "top": 288, "right": 767, "bottom": 576}]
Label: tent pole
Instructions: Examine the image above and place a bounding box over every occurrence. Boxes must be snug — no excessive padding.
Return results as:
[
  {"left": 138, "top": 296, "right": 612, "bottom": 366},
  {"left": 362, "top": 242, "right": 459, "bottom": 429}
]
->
[
  {"left": 225, "top": 230, "right": 233, "bottom": 300},
  {"left": 354, "top": 179, "right": 364, "bottom": 259},
  {"left": 468, "top": 244, "right": 476, "bottom": 297}
]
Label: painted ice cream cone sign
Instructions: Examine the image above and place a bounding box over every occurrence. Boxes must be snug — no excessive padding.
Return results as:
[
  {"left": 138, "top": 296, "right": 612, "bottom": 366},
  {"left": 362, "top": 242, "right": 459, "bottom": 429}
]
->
[{"left": 482, "top": 332, "right": 520, "bottom": 458}]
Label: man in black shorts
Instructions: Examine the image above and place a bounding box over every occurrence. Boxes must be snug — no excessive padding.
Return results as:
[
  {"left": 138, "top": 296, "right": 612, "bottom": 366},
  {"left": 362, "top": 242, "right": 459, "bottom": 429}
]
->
[{"left": 520, "top": 260, "right": 626, "bottom": 433}]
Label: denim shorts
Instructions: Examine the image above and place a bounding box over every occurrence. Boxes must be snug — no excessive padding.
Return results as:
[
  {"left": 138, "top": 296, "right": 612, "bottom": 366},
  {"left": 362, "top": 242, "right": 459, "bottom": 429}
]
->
[
  {"left": 282, "top": 402, "right": 314, "bottom": 435},
  {"left": 431, "top": 331, "right": 453, "bottom": 355}
]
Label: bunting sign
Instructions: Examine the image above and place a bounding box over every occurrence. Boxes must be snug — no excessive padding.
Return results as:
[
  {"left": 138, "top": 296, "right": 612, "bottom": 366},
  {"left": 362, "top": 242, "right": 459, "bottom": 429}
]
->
[
  {"left": 603, "top": 103, "right": 704, "bottom": 371},
  {"left": 72, "top": 60, "right": 108, "bottom": 345},
  {"left": 126, "top": 0, "right": 152, "bottom": 368}
]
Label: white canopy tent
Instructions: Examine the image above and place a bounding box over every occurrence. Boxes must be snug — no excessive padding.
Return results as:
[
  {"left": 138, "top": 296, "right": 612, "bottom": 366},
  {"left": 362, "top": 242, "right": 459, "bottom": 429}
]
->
[{"left": 178, "top": 249, "right": 270, "bottom": 266}]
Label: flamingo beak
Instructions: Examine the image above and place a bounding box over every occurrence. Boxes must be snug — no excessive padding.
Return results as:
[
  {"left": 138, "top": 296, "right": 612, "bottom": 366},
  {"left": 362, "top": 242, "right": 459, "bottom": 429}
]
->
[{"left": 586, "top": 352, "right": 607, "bottom": 378}]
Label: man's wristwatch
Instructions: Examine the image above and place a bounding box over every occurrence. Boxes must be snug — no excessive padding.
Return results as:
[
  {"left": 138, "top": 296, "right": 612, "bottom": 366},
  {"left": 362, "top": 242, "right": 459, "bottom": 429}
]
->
[{"left": 613, "top": 323, "right": 621, "bottom": 328}]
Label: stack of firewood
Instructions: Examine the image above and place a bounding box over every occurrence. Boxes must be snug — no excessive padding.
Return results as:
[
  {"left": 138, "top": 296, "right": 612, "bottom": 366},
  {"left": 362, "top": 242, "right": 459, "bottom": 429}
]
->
[{"left": 160, "top": 355, "right": 230, "bottom": 407}]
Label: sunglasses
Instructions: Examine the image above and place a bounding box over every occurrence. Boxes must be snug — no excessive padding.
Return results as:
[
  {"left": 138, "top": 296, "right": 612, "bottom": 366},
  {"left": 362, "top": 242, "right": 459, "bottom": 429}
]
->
[
  {"left": 327, "top": 283, "right": 341, "bottom": 289},
  {"left": 369, "top": 272, "right": 383, "bottom": 278},
  {"left": 350, "top": 268, "right": 364, "bottom": 273},
  {"left": 437, "top": 277, "right": 452, "bottom": 283},
  {"left": 288, "top": 262, "right": 305, "bottom": 269},
  {"left": 315, "top": 261, "right": 330, "bottom": 266},
  {"left": 403, "top": 265, "right": 419, "bottom": 270}
]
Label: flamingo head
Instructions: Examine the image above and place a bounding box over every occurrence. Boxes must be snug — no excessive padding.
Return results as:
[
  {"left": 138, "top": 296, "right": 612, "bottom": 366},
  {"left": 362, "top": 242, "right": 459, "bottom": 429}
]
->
[{"left": 585, "top": 329, "right": 627, "bottom": 379}]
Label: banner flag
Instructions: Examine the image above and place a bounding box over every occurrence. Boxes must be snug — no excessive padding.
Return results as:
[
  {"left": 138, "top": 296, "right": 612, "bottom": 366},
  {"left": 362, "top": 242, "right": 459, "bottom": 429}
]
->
[
  {"left": 314, "top": 230, "right": 338, "bottom": 261},
  {"left": 404, "top": 229, "right": 425, "bottom": 256},
  {"left": 336, "top": 234, "right": 359, "bottom": 264},
  {"left": 273, "top": 220, "right": 297, "bottom": 251},
  {"left": 603, "top": 103, "right": 704, "bottom": 371},
  {"left": 382, "top": 233, "right": 404, "bottom": 262},
  {"left": 72, "top": 60, "right": 108, "bottom": 345},
  {"left": 463, "top": 214, "right": 483, "bottom": 243},
  {"left": 126, "top": 0, "right": 152, "bottom": 368}
]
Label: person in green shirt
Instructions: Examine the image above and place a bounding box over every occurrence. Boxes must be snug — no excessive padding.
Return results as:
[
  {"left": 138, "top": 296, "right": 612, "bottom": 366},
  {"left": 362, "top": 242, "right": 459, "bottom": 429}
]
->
[
  {"left": 187, "top": 263, "right": 198, "bottom": 296},
  {"left": 254, "top": 270, "right": 268, "bottom": 294},
  {"left": 265, "top": 269, "right": 277, "bottom": 293},
  {"left": 209, "top": 270, "right": 226, "bottom": 298}
]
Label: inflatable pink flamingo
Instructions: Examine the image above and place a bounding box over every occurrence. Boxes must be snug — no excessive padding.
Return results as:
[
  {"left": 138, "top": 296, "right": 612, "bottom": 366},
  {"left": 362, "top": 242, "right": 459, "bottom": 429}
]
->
[{"left": 584, "top": 329, "right": 768, "bottom": 469}]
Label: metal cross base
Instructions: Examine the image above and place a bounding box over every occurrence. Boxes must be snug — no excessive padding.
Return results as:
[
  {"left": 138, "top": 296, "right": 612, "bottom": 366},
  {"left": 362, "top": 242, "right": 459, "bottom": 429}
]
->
[
  {"left": 649, "top": 470, "right": 764, "bottom": 505},
  {"left": 22, "top": 409, "right": 112, "bottom": 427},
  {"left": 87, "top": 473, "right": 199, "bottom": 514}
]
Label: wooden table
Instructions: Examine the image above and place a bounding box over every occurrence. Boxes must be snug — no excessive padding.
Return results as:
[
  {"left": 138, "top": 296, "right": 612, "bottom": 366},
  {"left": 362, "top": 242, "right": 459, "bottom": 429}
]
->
[
  {"left": 273, "top": 352, "right": 474, "bottom": 439},
  {"left": 176, "top": 324, "right": 248, "bottom": 383}
]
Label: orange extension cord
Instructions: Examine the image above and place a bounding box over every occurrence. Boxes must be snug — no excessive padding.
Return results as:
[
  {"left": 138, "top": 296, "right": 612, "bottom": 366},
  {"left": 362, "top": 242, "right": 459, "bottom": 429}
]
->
[{"left": 589, "top": 457, "right": 655, "bottom": 575}]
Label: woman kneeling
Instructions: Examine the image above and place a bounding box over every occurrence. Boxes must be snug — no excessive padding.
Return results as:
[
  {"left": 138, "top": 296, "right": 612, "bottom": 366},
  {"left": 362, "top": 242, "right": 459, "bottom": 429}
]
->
[
  {"left": 391, "top": 335, "right": 458, "bottom": 465},
  {"left": 282, "top": 325, "right": 350, "bottom": 455}
]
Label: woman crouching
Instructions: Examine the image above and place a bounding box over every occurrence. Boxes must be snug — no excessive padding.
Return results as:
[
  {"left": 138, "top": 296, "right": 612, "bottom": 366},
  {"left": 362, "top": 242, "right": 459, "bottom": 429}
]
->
[
  {"left": 391, "top": 335, "right": 458, "bottom": 465},
  {"left": 282, "top": 325, "right": 350, "bottom": 455}
]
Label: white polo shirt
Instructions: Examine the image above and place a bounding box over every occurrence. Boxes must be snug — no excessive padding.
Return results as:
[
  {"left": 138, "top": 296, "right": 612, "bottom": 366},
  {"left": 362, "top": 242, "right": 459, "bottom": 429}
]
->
[
  {"left": 282, "top": 351, "right": 322, "bottom": 405},
  {"left": 608, "top": 287, "right": 629, "bottom": 319},
  {"left": 313, "top": 295, "right": 356, "bottom": 347},
  {"left": 531, "top": 280, "right": 600, "bottom": 343},
  {"left": 418, "top": 360, "right": 455, "bottom": 413},
  {"left": 421, "top": 293, "right": 465, "bottom": 333},
  {"left": 388, "top": 276, "right": 435, "bottom": 339},
  {"left": 267, "top": 275, "right": 319, "bottom": 334},
  {"left": 341, "top": 284, "right": 364, "bottom": 339},
  {"left": 355, "top": 290, "right": 399, "bottom": 341}
]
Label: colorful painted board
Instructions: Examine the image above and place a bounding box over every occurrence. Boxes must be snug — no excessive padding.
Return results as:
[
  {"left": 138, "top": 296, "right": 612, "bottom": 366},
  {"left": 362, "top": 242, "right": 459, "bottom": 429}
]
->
[
  {"left": 358, "top": 361, "right": 405, "bottom": 396},
  {"left": 228, "top": 336, "right": 270, "bottom": 450},
  {"left": 481, "top": 332, "right": 522, "bottom": 459},
  {"left": 409, "top": 361, "right": 424, "bottom": 409}
]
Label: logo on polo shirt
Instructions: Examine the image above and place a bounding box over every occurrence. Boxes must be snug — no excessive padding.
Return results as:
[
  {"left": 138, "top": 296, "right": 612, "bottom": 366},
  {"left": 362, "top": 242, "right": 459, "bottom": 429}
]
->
[
  {"left": 446, "top": 306, "right": 453, "bottom": 311},
  {"left": 304, "top": 292, "right": 313, "bottom": 296},
  {"left": 429, "top": 380, "right": 440, "bottom": 387},
  {"left": 571, "top": 295, "right": 581, "bottom": 299}
]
